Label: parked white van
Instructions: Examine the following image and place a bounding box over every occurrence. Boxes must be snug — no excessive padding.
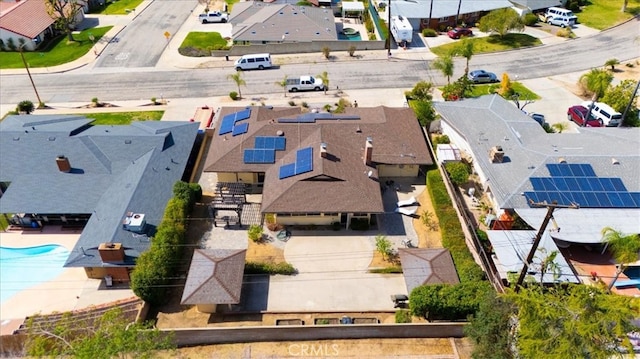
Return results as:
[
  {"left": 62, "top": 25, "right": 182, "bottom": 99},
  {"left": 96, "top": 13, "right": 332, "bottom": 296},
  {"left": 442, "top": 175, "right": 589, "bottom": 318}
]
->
[
  {"left": 544, "top": 7, "right": 577, "bottom": 27},
  {"left": 581, "top": 101, "right": 622, "bottom": 127},
  {"left": 234, "top": 53, "right": 272, "bottom": 71}
]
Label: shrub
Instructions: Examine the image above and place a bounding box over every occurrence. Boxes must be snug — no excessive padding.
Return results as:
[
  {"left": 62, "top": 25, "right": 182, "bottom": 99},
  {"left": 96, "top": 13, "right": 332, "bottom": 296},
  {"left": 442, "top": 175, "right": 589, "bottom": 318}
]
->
[
  {"left": 91, "top": 97, "right": 99, "bottom": 104},
  {"left": 288, "top": 100, "right": 296, "bottom": 106},
  {"left": 410, "top": 281, "right": 492, "bottom": 321},
  {"left": 17, "top": 100, "right": 34, "bottom": 114},
  {"left": 244, "top": 261, "right": 297, "bottom": 275},
  {"left": 444, "top": 162, "right": 471, "bottom": 186},
  {"left": 248, "top": 224, "right": 264, "bottom": 243},
  {"left": 331, "top": 221, "right": 341, "bottom": 231},
  {"left": 369, "top": 266, "right": 403, "bottom": 273},
  {"left": 150, "top": 97, "right": 157, "bottom": 104},
  {"left": 188, "top": 183, "right": 202, "bottom": 203},
  {"left": 395, "top": 310, "right": 412, "bottom": 323},
  {"left": 375, "top": 234, "right": 393, "bottom": 261},
  {"left": 422, "top": 28, "right": 437, "bottom": 37},
  {"left": 301, "top": 101, "right": 309, "bottom": 108},
  {"left": 322, "top": 47, "right": 330, "bottom": 59},
  {"left": 556, "top": 28, "right": 573, "bottom": 38},
  {"left": 522, "top": 13, "right": 538, "bottom": 26},
  {"left": 432, "top": 134, "right": 450, "bottom": 146},
  {"left": 229, "top": 91, "right": 238, "bottom": 100},
  {"left": 406, "top": 81, "right": 433, "bottom": 102}
]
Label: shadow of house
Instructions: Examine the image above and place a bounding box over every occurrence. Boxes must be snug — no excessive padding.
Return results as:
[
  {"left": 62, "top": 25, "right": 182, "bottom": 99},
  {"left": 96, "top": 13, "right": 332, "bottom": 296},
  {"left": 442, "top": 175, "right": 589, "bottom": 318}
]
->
[{"left": 181, "top": 249, "right": 247, "bottom": 313}]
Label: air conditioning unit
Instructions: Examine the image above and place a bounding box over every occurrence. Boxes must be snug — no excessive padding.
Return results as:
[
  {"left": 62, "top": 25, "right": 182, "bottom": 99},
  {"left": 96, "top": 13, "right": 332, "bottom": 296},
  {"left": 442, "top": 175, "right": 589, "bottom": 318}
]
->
[{"left": 122, "top": 212, "right": 146, "bottom": 233}]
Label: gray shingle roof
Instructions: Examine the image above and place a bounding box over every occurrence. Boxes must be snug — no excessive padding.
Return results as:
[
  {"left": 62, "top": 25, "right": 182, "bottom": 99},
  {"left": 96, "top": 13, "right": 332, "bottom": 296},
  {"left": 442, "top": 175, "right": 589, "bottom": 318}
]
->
[
  {"left": 204, "top": 106, "right": 432, "bottom": 214},
  {"left": 231, "top": 2, "right": 337, "bottom": 42},
  {"left": 399, "top": 248, "right": 460, "bottom": 294},
  {"left": 181, "top": 249, "right": 247, "bottom": 305},
  {"left": 434, "top": 95, "right": 640, "bottom": 209},
  {"left": 509, "top": 0, "right": 562, "bottom": 11},
  {"left": 392, "top": 0, "right": 513, "bottom": 20},
  {"left": 0, "top": 115, "right": 199, "bottom": 268}
]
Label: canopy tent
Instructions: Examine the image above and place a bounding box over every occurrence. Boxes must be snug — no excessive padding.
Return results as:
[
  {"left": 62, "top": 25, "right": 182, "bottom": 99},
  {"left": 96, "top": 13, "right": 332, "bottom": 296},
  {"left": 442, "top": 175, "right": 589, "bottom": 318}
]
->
[{"left": 342, "top": 1, "right": 365, "bottom": 17}]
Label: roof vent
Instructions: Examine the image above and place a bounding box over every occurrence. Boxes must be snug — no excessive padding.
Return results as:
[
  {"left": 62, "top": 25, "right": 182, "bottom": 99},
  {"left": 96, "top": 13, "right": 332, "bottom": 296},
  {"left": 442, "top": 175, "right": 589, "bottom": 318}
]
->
[
  {"left": 56, "top": 155, "right": 71, "bottom": 173},
  {"left": 356, "top": 126, "right": 362, "bottom": 133},
  {"left": 489, "top": 146, "right": 504, "bottom": 163},
  {"left": 320, "top": 142, "right": 328, "bottom": 158},
  {"left": 277, "top": 130, "right": 284, "bottom": 136},
  {"left": 558, "top": 157, "right": 566, "bottom": 164},
  {"left": 612, "top": 158, "right": 620, "bottom": 165}
]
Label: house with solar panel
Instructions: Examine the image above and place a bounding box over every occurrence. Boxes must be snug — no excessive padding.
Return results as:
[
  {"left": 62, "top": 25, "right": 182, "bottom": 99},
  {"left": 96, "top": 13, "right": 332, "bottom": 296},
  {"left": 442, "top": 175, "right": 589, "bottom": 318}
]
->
[
  {"left": 0, "top": 115, "right": 199, "bottom": 282},
  {"left": 202, "top": 106, "right": 432, "bottom": 229},
  {"left": 433, "top": 95, "right": 640, "bottom": 285}
]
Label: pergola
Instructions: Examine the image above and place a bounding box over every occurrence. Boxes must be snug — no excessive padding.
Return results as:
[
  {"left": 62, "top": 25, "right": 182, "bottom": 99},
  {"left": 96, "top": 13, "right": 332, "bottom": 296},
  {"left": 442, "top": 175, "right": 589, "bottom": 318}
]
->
[{"left": 342, "top": 1, "right": 365, "bottom": 18}]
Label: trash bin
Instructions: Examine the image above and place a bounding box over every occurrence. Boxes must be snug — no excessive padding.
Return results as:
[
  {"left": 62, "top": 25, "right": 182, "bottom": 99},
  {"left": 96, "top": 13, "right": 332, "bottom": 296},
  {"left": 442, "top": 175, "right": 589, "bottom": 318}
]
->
[{"left": 225, "top": 55, "right": 229, "bottom": 61}]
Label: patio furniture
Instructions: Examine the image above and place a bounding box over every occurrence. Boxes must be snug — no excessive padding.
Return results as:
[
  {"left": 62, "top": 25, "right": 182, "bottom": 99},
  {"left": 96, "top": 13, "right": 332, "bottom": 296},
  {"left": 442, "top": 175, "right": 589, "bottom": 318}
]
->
[
  {"left": 613, "top": 279, "right": 640, "bottom": 288},
  {"left": 397, "top": 196, "right": 417, "bottom": 207},
  {"left": 395, "top": 206, "right": 418, "bottom": 216}
]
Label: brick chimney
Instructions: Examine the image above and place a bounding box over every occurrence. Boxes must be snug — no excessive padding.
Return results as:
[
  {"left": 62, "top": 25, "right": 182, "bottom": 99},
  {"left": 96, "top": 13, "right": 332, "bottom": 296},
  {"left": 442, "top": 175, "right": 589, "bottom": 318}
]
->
[
  {"left": 364, "top": 137, "right": 373, "bottom": 165},
  {"left": 98, "top": 242, "right": 125, "bottom": 263},
  {"left": 320, "top": 142, "right": 327, "bottom": 158},
  {"left": 56, "top": 155, "right": 71, "bottom": 173}
]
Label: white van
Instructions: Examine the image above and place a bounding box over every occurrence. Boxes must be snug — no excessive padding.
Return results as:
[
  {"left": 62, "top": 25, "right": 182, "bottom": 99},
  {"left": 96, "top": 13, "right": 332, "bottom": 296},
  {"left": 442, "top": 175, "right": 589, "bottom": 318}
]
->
[
  {"left": 581, "top": 101, "right": 622, "bottom": 127},
  {"left": 544, "top": 7, "right": 577, "bottom": 27},
  {"left": 234, "top": 53, "right": 272, "bottom": 71}
]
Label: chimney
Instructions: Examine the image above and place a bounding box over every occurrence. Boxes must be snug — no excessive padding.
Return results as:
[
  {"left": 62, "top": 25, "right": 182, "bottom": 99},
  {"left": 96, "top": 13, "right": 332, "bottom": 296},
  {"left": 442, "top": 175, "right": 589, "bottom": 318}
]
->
[
  {"left": 56, "top": 155, "right": 71, "bottom": 173},
  {"left": 558, "top": 157, "right": 567, "bottom": 164},
  {"left": 98, "top": 242, "right": 125, "bottom": 263},
  {"left": 320, "top": 142, "right": 327, "bottom": 158},
  {"left": 489, "top": 146, "right": 504, "bottom": 163},
  {"left": 364, "top": 137, "right": 373, "bottom": 165}
]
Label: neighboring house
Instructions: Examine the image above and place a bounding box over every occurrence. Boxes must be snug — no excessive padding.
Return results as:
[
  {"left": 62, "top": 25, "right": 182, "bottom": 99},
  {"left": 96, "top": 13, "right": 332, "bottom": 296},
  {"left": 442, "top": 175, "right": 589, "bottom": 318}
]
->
[
  {"left": 398, "top": 248, "right": 460, "bottom": 293},
  {"left": 0, "top": 115, "right": 199, "bottom": 282},
  {"left": 230, "top": 2, "right": 337, "bottom": 44},
  {"left": 509, "top": 0, "right": 563, "bottom": 14},
  {"left": 433, "top": 95, "right": 640, "bottom": 283},
  {"left": 389, "top": 0, "right": 513, "bottom": 31},
  {"left": 181, "top": 249, "right": 247, "bottom": 313},
  {"left": 0, "top": 0, "right": 85, "bottom": 51},
  {"left": 203, "top": 106, "right": 432, "bottom": 228}
]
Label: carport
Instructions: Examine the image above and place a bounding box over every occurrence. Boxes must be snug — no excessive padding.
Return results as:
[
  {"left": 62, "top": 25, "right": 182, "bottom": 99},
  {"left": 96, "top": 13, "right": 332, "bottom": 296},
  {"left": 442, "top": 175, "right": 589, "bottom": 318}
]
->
[{"left": 342, "top": 1, "right": 365, "bottom": 18}]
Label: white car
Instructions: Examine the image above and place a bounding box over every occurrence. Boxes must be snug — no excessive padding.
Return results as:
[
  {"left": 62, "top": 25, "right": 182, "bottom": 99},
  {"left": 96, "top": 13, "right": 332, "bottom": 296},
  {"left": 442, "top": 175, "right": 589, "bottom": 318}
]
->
[{"left": 199, "top": 11, "right": 228, "bottom": 24}]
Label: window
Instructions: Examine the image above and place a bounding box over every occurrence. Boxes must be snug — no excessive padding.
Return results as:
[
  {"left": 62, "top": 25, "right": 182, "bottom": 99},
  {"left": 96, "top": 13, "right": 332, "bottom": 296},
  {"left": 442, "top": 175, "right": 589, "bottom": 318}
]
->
[
  {"left": 438, "top": 16, "right": 449, "bottom": 22},
  {"left": 248, "top": 58, "right": 255, "bottom": 63}
]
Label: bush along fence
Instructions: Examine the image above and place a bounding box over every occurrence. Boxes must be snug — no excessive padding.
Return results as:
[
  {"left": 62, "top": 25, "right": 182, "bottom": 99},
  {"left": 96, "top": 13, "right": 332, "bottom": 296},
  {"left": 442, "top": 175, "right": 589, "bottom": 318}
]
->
[
  {"left": 130, "top": 181, "right": 202, "bottom": 306},
  {"left": 408, "top": 168, "right": 492, "bottom": 321}
]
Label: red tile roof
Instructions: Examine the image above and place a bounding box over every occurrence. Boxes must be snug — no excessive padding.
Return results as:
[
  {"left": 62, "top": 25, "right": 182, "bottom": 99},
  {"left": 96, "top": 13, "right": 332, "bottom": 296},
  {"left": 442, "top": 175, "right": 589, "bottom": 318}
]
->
[{"left": 0, "top": 0, "right": 56, "bottom": 38}]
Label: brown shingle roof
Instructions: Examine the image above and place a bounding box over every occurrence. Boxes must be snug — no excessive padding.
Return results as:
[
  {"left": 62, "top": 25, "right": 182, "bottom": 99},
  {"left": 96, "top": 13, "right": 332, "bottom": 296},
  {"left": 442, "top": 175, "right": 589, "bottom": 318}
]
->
[
  {"left": 180, "top": 249, "right": 246, "bottom": 305},
  {"left": 0, "top": 0, "right": 56, "bottom": 38},
  {"left": 204, "top": 106, "right": 432, "bottom": 214},
  {"left": 399, "top": 248, "right": 460, "bottom": 293}
]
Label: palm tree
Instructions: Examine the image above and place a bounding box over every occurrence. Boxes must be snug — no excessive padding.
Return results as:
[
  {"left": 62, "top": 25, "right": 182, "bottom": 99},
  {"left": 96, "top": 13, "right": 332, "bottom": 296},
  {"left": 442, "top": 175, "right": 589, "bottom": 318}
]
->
[
  {"left": 453, "top": 39, "right": 474, "bottom": 76},
  {"left": 601, "top": 227, "right": 640, "bottom": 291},
  {"left": 537, "top": 248, "right": 561, "bottom": 285},
  {"left": 579, "top": 68, "right": 613, "bottom": 127},
  {"left": 551, "top": 122, "right": 569, "bottom": 133},
  {"left": 316, "top": 71, "right": 329, "bottom": 95},
  {"left": 431, "top": 55, "right": 454, "bottom": 84},
  {"left": 227, "top": 72, "right": 246, "bottom": 99},
  {"left": 275, "top": 76, "right": 288, "bottom": 98}
]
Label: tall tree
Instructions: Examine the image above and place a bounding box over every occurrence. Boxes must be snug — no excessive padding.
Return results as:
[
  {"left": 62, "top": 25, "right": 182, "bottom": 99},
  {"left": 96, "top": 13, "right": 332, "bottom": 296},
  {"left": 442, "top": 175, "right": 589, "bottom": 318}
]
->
[
  {"left": 580, "top": 68, "right": 613, "bottom": 101},
  {"left": 45, "top": 0, "right": 83, "bottom": 42},
  {"left": 316, "top": 71, "right": 329, "bottom": 95},
  {"left": 24, "top": 307, "right": 175, "bottom": 358},
  {"left": 431, "top": 55, "right": 454, "bottom": 84},
  {"left": 601, "top": 227, "right": 640, "bottom": 290},
  {"left": 477, "top": 8, "right": 524, "bottom": 38},
  {"left": 465, "top": 291, "right": 516, "bottom": 359},
  {"left": 504, "top": 284, "right": 639, "bottom": 358},
  {"left": 601, "top": 79, "right": 639, "bottom": 126},
  {"left": 228, "top": 72, "right": 246, "bottom": 99},
  {"left": 453, "top": 38, "right": 474, "bottom": 76}
]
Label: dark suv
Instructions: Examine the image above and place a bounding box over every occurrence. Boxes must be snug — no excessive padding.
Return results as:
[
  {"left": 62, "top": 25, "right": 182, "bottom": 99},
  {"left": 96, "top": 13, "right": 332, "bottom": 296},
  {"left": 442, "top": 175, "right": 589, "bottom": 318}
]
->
[{"left": 567, "top": 105, "right": 603, "bottom": 127}]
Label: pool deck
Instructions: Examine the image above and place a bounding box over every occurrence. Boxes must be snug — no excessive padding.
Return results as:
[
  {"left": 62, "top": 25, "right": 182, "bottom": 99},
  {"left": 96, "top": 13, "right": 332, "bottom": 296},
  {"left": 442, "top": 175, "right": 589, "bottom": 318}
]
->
[{"left": 0, "top": 226, "right": 135, "bottom": 333}]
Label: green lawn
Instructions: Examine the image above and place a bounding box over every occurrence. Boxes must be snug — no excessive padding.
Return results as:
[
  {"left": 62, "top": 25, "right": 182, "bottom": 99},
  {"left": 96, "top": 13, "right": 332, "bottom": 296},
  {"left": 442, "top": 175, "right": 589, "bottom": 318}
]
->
[
  {"left": 180, "top": 32, "right": 229, "bottom": 53},
  {"left": 468, "top": 82, "right": 540, "bottom": 100},
  {"left": 81, "top": 111, "right": 164, "bottom": 125},
  {"left": 225, "top": 0, "right": 240, "bottom": 12},
  {"left": 576, "top": 0, "right": 639, "bottom": 30},
  {"left": 93, "top": 0, "right": 145, "bottom": 15},
  {"left": 431, "top": 33, "right": 542, "bottom": 57},
  {"left": 0, "top": 26, "right": 112, "bottom": 69}
]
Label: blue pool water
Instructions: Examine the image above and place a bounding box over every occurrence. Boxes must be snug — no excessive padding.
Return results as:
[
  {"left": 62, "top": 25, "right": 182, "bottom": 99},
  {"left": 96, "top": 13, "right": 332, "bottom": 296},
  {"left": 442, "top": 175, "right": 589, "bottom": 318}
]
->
[{"left": 0, "top": 245, "right": 70, "bottom": 303}]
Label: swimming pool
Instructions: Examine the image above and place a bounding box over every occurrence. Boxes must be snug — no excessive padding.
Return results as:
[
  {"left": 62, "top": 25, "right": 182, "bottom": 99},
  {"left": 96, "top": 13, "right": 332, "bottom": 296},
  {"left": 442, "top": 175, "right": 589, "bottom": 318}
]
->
[{"left": 0, "top": 245, "right": 70, "bottom": 303}]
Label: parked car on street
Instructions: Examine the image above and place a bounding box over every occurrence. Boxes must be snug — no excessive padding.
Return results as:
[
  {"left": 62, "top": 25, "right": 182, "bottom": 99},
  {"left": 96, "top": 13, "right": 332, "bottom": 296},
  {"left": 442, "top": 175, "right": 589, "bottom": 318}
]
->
[
  {"left": 567, "top": 105, "right": 603, "bottom": 127},
  {"left": 468, "top": 70, "right": 498, "bottom": 84},
  {"left": 528, "top": 112, "right": 546, "bottom": 126},
  {"left": 199, "top": 11, "right": 228, "bottom": 24},
  {"left": 447, "top": 27, "right": 473, "bottom": 39}
]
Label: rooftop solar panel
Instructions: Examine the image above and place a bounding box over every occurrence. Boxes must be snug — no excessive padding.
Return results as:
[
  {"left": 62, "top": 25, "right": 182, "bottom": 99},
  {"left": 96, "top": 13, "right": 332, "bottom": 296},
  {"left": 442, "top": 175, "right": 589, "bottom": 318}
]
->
[
  {"left": 531, "top": 178, "right": 545, "bottom": 191},
  {"left": 296, "top": 147, "right": 313, "bottom": 174},
  {"left": 547, "top": 164, "right": 562, "bottom": 177},
  {"left": 595, "top": 192, "right": 612, "bottom": 207},
  {"left": 581, "top": 164, "right": 596, "bottom": 177},
  {"left": 587, "top": 177, "right": 604, "bottom": 191},
  {"left": 617, "top": 192, "right": 635, "bottom": 207},
  {"left": 631, "top": 193, "right": 640, "bottom": 207},
  {"left": 254, "top": 137, "right": 266, "bottom": 148},
  {"left": 582, "top": 192, "right": 599, "bottom": 207},
  {"left": 569, "top": 164, "right": 584, "bottom": 177},
  {"left": 274, "top": 137, "right": 286, "bottom": 151},
  {"left": 232, "top": 122, "right": 249, "bottom": 136},
  {"left": 279, "top": 163, "right": 296, "bottom": 179},
  {"left": 235, "top": 108, "right": 251, "bottom": 122},
  {"left": 263, "top": 149, "right": 276, "bottom": 163},
  {"left": 219, "top": 114, "right": 236, "bottom": 135},
  {"left": 610, "top": 178, "right": 627, "bottom": 192},
  {"left": 608, "top": 192, "right": 623, "bottom": 207}
]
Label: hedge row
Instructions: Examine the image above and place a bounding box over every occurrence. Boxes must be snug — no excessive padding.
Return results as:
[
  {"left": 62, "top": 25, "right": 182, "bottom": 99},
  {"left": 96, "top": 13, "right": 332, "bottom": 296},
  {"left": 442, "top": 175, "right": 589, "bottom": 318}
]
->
[
  {"left": 244, "top": 261, "right": 297, "bottom": 275},
  {"left": 426, "top": 169, "right": 484, "bottom": 282},
  {"left": 130, "top": 181, "right": 201, "bottom": 306},
  {"left": 410, "top": 281, "right": 492, "bottom": 321}
]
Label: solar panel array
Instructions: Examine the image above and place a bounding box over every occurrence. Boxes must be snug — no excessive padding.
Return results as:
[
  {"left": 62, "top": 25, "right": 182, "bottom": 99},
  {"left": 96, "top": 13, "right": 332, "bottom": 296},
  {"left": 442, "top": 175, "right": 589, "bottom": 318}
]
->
[
  {"left": 524, "top": 163, "right": 640, "bottom": 208},
  {"left": 243, "top": 149, "right": 276, "bottom": 164},
  {"left": 219, "top": 108, "right": 251, "bottom": 136},
  {"left": 279, "top": 147, "right": 314, "bottom": 179},
  {"left": 255, "top": 136, "right": 286, "bottom": 150}
]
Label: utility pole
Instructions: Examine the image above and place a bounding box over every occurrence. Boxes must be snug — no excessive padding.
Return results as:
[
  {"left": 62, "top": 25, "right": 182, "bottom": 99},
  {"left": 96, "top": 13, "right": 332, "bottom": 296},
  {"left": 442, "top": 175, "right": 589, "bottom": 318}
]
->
[
  {"left": 18, "top": 43, "right": 43, "bottom": 107},
  {"left": 515, "top": 201, "right": 578, "bottom": 291},
  {"left": 387, "top": 0, "right": 392, "bottom": 57}
]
